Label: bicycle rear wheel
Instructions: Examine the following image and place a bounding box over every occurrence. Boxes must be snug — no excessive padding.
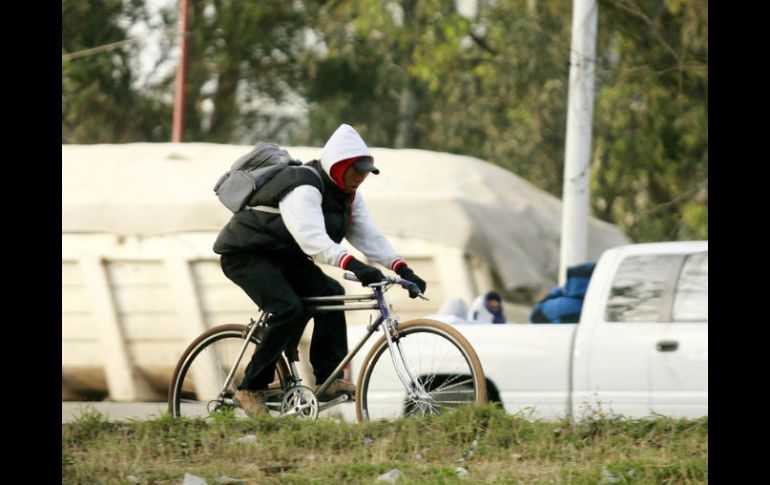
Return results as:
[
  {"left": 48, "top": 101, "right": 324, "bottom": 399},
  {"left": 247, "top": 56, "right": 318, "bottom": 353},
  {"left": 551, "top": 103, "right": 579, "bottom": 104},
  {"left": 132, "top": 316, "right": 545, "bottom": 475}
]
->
[
  {"left": 168, "top": 324, "right": 291, "bottom": 419},
  {"left": 355, "top": 319, "right": 486, "bottom": 421}
]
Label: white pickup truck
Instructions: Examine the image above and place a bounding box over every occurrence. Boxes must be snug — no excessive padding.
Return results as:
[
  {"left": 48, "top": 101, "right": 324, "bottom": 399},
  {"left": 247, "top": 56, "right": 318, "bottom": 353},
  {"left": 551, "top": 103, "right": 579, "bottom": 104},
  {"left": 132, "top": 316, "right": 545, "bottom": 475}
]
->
[{"left": 347, "top": 241, "right": 708, "bottom": 421}]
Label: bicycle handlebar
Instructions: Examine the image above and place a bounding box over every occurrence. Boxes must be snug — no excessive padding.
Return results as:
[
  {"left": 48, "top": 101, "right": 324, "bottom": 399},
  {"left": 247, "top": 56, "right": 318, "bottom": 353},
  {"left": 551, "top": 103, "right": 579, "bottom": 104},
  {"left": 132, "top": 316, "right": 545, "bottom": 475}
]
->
[{"left": 343, "top": 272, "right": 429, "bottom": 300}]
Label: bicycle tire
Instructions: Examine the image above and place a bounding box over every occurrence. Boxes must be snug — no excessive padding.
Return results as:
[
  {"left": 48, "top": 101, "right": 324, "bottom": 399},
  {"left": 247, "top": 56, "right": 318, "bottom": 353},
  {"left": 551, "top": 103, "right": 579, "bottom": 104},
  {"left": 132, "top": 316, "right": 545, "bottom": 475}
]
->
[
  {"left": 168, "top": 323, "right": 291, "bottom": 418},
  {"left": 355, "top": 319, "right": 487, "bottom": 422}
]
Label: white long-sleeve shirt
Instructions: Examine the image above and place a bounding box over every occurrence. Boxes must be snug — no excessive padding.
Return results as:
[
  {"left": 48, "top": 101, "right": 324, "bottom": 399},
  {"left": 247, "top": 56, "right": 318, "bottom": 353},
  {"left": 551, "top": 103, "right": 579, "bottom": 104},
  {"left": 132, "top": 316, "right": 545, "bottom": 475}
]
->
[{"left": 278, "top": 184, "right": 404, "bottom": 271}]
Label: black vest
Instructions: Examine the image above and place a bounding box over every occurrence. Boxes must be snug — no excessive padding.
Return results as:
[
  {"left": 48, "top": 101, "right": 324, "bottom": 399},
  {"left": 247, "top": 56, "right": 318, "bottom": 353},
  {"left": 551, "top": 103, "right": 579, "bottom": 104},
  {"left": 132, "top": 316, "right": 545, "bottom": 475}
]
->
[{"left": 212, "top": 160, "right": 353, "bottom": 255}]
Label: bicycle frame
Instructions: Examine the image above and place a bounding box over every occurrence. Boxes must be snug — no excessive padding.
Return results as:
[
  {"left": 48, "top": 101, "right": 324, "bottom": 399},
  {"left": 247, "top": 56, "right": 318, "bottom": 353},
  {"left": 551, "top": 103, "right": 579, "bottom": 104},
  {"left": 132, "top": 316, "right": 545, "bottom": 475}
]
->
[
  {"left": 215, "top": 274, "right": 428, "bottom": 413},
  {"left": 309, "top": 282, "right": 429, "bottom": 403}
]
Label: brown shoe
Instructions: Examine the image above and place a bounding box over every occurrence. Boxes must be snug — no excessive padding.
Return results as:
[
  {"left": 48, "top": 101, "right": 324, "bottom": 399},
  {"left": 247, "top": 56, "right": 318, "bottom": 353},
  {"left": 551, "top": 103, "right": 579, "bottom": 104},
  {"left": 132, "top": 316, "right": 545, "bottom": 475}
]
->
[
  {"left": 235, "top": 389, "right": 268, "bottom": 417},
  {"left": 316, "top": 379, "right": 356, "bottom": 402}
]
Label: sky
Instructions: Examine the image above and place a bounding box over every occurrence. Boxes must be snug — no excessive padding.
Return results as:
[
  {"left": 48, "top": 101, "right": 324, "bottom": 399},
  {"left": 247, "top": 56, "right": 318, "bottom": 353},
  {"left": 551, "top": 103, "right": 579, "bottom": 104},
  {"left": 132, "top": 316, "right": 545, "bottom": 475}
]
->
[{"left": 126, "top": 0, "right": 177, "bottom": 89}]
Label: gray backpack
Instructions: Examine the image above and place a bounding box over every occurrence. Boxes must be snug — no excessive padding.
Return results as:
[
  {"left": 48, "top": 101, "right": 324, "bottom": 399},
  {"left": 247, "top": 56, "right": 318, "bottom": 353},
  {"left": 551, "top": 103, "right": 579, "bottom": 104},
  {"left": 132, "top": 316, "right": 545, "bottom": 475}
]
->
[{"left": 213, "top": 143, "right": 302, "bottom": 213}]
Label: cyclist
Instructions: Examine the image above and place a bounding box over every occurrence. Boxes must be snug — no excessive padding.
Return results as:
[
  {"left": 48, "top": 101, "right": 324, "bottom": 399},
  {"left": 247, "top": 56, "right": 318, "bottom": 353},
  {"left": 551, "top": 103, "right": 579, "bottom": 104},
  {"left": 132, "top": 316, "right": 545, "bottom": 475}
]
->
[{"left": 213, "top": 124, "right": 427, "bottom": 416}]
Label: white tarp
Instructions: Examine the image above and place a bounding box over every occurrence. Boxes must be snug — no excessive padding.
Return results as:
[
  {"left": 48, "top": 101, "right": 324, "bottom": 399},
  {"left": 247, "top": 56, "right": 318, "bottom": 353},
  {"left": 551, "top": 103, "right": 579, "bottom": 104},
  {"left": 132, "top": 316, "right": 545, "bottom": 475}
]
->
[{"left": 62, "top": 142, "right": 630, "bottom": 291}]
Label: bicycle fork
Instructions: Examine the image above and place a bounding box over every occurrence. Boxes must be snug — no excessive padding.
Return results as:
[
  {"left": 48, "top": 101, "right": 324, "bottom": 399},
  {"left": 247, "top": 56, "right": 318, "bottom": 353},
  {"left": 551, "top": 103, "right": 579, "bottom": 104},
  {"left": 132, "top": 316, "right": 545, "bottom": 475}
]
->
[{"left": 381, "top": 318, "right": 432, "bottom": 404}]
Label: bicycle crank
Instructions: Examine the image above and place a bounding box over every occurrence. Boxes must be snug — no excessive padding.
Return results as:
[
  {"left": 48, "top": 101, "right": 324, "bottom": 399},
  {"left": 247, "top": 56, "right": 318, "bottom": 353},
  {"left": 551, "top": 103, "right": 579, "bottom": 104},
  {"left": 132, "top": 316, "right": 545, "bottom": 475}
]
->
[
  {"left": 318, "top": 393, "right": 350, "bottom": 412},
  {"left": 279, "top": 385, "right": 319, "bottom": 421}
]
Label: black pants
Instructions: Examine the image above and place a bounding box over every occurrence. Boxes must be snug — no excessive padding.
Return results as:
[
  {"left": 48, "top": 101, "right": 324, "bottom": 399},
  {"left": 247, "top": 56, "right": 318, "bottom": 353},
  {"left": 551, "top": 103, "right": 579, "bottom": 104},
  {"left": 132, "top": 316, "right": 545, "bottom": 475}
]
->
[{"left": 220, "top": 250, "right": 348, "bottom": 390}]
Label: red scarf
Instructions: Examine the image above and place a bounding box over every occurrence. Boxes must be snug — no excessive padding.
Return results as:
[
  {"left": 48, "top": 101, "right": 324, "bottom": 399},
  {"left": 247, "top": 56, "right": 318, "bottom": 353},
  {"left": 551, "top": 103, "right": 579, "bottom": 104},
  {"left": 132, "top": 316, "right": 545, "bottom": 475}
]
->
[
  {"left": 329, "top": 157, "right": 359, "bottom": 224},
  {"left": 329, "top": 157, "right": 359, "bottom": 191}
]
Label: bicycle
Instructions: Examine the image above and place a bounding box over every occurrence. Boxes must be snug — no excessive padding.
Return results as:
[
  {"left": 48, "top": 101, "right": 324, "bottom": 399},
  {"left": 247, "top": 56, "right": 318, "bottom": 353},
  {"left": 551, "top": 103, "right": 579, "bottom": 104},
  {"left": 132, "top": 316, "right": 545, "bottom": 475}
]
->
[{"left": 168, "top": 273, "right": 487, "bottom": 422}]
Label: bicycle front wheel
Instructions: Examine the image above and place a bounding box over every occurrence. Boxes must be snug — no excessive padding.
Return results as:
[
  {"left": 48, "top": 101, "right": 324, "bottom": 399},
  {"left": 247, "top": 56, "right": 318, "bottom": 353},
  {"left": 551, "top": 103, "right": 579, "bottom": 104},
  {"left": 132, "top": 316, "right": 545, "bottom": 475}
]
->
[
  {"left": 168, "top": 324, "right": 291, "bottom": 419},
  {"left": 355, "top": 319, "right": 486, "bottom": 422}
]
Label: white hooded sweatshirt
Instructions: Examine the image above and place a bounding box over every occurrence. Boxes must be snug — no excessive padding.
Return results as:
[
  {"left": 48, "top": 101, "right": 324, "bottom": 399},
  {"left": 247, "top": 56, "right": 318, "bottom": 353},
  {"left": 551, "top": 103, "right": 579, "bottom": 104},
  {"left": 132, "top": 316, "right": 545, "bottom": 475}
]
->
[{"left": 278, "top": 124, "right": 405, "bottom": 271}]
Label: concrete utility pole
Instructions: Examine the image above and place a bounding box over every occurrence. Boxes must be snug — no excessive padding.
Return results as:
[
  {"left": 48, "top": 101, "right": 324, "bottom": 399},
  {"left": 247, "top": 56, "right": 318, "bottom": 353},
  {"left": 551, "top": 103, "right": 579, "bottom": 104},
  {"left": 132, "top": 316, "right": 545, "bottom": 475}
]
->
[
  {"left": 172, "top": 0, "right": 190, "bottom": 142},
  {"left": 559, "top": 0, "right": 598, "bottom": 286}
]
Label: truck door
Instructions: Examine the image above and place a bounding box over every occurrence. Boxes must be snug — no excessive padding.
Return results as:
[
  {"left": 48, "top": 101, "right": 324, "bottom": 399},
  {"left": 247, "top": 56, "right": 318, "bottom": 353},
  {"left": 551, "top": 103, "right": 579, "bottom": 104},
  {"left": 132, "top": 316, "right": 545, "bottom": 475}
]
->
[
  {"left": 578, "top": 253, "right": 680, "bottom": 418},
  {"left": 650, "top": 250, "right": 708, "bottom": 418}
]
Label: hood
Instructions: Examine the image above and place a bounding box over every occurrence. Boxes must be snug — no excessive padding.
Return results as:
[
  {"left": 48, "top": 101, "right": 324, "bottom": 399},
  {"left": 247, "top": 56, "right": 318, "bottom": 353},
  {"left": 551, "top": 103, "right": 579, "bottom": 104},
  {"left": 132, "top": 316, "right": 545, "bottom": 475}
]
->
[{"left": 319, "top": 124, "right": 373, "bottom": 176}]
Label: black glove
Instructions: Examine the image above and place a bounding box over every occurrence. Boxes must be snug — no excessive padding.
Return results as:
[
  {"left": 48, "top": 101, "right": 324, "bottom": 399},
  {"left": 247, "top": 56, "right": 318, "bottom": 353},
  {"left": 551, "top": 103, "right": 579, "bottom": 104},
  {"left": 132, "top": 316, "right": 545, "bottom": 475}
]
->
[
  {"left": 347, "top": 258, "right": 384, "bottom": 287},
  {"left": 396, "top": 265, "right": 427, "bottom": 299}
]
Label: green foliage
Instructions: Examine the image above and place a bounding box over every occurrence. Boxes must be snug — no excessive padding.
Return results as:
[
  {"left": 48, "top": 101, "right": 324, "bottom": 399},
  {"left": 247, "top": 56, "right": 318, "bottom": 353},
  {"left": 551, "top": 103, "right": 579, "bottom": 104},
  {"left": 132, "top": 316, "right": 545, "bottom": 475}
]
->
[
  {"left": 62, "top": 0, "right": 707, "bottom": 242},
  {"left": 62, "top": 0, "right": 170, "bottom": 143},
  {"left": 410, "top": 0, "right": 574, "bottom": 195},
  {"left": 67, "top": 407, "right": 118, "bottom": 443},
  {"left": 152, "top": 0, "right": 311, "bottom": 144},
  {"left": 593, "top": 0, "right": 708, "bottom": 241},
  {"left": 297, "top": 0, "right": 707, "bottom": 241},
  {"left": 296, "top": 0, "right": 456, "bottom": 148}
]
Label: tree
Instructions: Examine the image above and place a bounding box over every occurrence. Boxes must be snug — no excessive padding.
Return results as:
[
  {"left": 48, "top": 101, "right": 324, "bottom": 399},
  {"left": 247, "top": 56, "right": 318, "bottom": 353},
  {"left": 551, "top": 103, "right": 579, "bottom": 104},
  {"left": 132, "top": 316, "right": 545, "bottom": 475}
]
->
[
  {"left": 154, "top": 0, "right": 311, "bottom": 144},
  {"left": 294, "top": 0, "right": 465, "bottom": 148},
  {"left": 62, "top": 0, "right": 707, "bottom": 241},
  {"left": 410, "top": 0, "right": 574, "bottom": 195},
  {"left": 62, "top": 0, "right": 170, "bottom": 142},
  {"left": 592, "top": 0, "right": 708, "bottom": 241}
]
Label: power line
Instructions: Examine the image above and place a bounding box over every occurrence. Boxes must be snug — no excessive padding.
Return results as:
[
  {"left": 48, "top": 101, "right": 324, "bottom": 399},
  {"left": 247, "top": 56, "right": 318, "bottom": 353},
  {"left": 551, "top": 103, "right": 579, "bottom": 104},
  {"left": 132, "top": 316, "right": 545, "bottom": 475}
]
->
[{"left": 62, "top": 26, "right": 180, "bottom": 62}]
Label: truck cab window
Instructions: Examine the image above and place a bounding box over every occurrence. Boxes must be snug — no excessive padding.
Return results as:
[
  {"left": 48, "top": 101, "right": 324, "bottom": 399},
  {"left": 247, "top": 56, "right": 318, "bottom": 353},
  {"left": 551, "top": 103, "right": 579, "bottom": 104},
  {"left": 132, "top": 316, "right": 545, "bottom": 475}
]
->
[
  {"left": 672, "top": 251, "right": 708, "bottom": 322},
  {"left": 605, "top": 255, "right": 678, "bottom": 322}
]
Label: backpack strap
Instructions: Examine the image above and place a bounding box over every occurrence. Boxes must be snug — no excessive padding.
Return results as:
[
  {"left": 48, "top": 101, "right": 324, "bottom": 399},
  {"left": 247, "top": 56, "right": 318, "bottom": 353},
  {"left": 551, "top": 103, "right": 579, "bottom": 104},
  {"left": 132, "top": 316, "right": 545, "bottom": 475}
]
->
[
  {"left": 245, "top": 163, "right": 325, "bottom": 209},
  {"left": 297, "top": 165, "right": 324, "bottom": 193}
]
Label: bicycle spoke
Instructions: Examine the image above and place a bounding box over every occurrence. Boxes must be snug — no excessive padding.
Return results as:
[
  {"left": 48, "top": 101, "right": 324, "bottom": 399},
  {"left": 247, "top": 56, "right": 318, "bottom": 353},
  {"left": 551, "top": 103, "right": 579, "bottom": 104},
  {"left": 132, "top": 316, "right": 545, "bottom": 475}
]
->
[
  {"left": 169, "top": 326, "right": 291, "bottom": 420},
  {"left": 431, "top": 376, "right": 475, "bottom": 394},
  {"left": 358, "top": 321, "right": 484, "bottom": 421}
]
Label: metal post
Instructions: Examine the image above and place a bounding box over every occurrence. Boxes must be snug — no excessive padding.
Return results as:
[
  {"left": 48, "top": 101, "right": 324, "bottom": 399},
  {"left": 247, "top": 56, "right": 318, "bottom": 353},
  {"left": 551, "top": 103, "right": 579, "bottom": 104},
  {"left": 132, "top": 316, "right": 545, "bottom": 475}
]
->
[
  {"left": 172, "top": 0, "right": 190, "bottom": 142},
  {"left": 559, "top": 0, "right": 598, "bottom": 286}
]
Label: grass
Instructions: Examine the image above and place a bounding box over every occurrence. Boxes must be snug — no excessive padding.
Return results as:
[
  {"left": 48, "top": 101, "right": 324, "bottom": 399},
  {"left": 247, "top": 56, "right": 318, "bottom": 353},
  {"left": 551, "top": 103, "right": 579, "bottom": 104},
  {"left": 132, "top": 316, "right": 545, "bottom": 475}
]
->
[{"left": 62, "top": 404, "right": 707, "bottom": 484}]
